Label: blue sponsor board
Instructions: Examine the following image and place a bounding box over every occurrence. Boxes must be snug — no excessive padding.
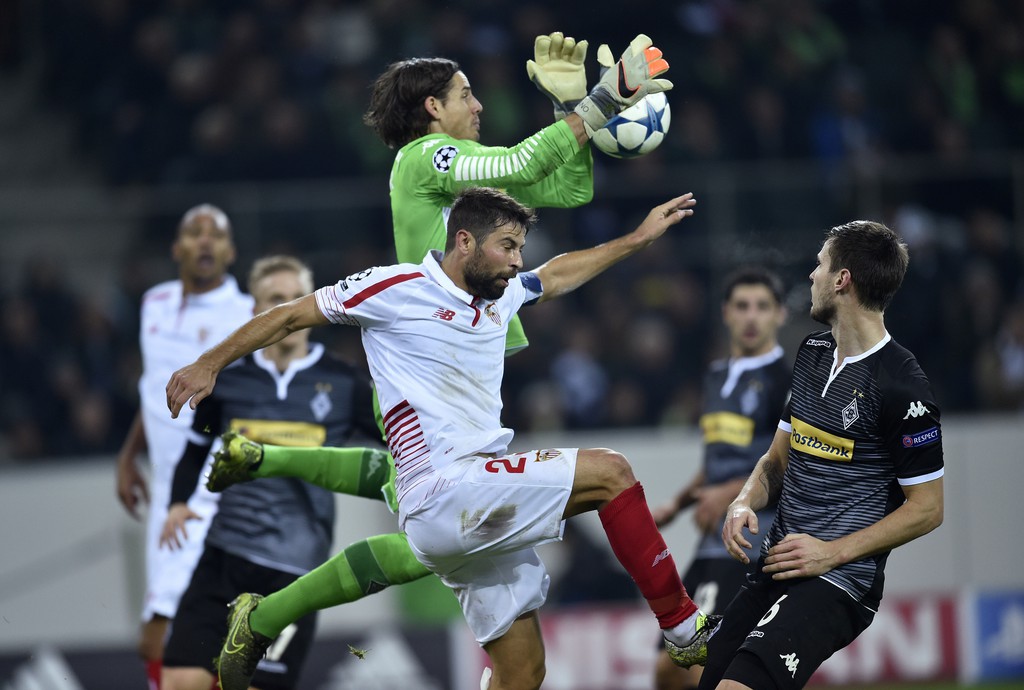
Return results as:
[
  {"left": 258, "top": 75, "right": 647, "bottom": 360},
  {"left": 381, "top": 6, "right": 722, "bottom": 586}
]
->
[{"left": 973, "top": 591, "right": 1024, "bottom": 680}]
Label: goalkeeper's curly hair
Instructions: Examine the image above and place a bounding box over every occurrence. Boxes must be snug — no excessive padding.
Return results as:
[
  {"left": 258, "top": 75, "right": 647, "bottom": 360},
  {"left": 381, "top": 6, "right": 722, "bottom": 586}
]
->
[{"left": 363, "top": 57, "right": 461, "bottom": 149}]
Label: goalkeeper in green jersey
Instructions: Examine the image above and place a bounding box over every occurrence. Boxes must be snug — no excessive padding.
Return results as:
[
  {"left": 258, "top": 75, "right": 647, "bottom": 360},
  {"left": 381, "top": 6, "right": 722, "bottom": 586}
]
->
[
  {"left": 214, "top": 33, "right": 675, "bottom": 690},
  {"left": 365, "top": 31, "right": 669, "bottom": 355}
]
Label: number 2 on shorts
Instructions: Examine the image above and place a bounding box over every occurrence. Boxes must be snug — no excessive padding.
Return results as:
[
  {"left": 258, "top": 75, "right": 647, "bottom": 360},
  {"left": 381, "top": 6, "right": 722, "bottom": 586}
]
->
[
  {"left": 484, "top": 456, "right": 527, "bottom": 474},
  {"left": 757, "top": 594, "right": 788, "bottom": 627}
]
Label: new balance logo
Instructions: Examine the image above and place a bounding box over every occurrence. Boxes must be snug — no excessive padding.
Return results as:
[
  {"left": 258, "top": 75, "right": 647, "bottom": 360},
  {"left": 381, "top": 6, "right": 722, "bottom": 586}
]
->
[
  {"left": 779, "top": 652, "right": 800, "bottom": 677},
  {"left": 652, "top": 548, "right": 671, "bottom": 568},
  {"left": 432, "top": 308, "right": 455, "bottom": 321},
  {"left": 903, "top": 401, "right": 930, "bottom": 419}
]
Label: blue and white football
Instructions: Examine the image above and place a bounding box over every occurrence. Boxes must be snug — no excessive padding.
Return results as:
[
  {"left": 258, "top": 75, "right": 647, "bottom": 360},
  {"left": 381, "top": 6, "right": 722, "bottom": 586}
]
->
[{"left": 592, "top": 92, "right": 671, "bottom": 159}]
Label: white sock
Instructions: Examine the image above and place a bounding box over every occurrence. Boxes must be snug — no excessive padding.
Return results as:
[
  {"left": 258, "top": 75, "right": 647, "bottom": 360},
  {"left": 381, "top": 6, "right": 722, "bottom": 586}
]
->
[{"left": 663, "top": 610, "right": 702, "bottom": 646}]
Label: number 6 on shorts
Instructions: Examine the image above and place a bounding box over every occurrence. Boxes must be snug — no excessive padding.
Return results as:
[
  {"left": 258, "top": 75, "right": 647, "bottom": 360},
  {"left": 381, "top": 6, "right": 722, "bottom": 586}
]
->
[{"left": 757, "top": 594, "right": 788, "bottom": 627}]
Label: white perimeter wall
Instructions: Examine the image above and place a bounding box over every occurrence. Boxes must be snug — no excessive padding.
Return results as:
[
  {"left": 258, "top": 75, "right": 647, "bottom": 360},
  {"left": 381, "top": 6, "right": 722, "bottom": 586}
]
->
[{"left": 0, "top": 415, "right": 1018, "bottom": 651}]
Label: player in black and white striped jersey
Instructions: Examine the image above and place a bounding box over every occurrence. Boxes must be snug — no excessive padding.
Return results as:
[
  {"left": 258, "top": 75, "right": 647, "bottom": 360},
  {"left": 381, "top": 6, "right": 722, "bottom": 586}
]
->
[
  {"left": 652, "top": 267, "right": 790, "bottom": 690},
  {"left": 700, "top": 220, "right": 945, "bottom": 690}
]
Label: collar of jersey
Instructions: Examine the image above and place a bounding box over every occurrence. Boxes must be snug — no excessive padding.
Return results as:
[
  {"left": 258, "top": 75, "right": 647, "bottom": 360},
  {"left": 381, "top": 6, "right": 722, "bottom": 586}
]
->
[
  {"left": 253, "top": 342, "right": 325, "bottom": 386},
  {"left": 721, "top": 345, "right": 785, "bottom": 397},
  {"left": 182, "top": 275, "right": 242, "bottom": 305},
  {"left": 423, "top": 249, "right": 475, "bottom": 305},
  {"left": 823, "top": 331, "right": 891, "bottom": 397}
]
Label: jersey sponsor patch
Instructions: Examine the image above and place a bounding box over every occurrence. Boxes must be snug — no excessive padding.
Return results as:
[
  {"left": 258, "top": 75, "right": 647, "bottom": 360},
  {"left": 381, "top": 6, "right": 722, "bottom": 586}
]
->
[
  {"left": 432, "top": 144, "right": 459, "bottom": 173},
  {"left": 901, "top": 426, "right": 941, "bottom": 448},
  {"left": 229, "top": 419, "right": 327, "bottom": 447},
  {"left": 790, "top": 417, "right": 854, "bottom": 462},
  {"left": 700, "top": 411, "right": 755, "bottom": 447}
]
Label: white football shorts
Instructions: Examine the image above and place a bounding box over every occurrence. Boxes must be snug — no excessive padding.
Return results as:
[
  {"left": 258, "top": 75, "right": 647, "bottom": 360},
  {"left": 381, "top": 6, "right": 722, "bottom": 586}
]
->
[
  {"left": 141, "top": 421, "right": 220, "bottom": 621},
  {"left": 403, "top": 448, "right": 578, "bottom": 644}
]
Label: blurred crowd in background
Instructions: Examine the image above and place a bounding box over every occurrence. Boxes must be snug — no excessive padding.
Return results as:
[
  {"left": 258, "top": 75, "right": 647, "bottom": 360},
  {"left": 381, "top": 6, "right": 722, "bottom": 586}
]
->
[{"left": 1, "top": 0, "right": 1023, "bottom": 459}]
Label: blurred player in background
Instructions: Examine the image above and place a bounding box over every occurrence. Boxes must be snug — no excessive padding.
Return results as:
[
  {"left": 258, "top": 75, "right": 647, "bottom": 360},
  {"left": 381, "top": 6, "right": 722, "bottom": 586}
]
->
[
  {"left": 114, "top": 205, "right": 254, "bottom": 689},
  {"left": 158, "top": 256, "right": 383, "bottom": 690},
  {"left": 700, "top": 221, "right": 945, "bottom": 690},
  {"left": 651, "top": 267, "right": 789, "bottom": 690}
]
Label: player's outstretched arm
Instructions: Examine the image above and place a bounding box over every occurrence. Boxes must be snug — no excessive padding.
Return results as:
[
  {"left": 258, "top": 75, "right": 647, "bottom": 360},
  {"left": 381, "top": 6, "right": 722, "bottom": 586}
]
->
[
  {"left": 533, "top": 193, "right": 695, "bottom": 302},
  {"left": 166, "top": 294, "right": 328, "bottom": 418}
]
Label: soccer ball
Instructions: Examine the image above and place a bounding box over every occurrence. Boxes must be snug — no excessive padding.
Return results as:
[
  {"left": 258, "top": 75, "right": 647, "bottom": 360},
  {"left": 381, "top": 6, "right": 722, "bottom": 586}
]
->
[{"left": 591, "top": 92, "right": 671, "bottom": 159}]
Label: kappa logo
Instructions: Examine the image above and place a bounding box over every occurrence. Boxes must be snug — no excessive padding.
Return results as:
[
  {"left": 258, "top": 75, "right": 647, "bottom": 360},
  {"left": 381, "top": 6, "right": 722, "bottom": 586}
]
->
[
  {"left": 652, "top": 548, "right": 671, "bottom": 568},
  {"left": 432, "top": 145, "right": 459, "bottom": 173},
  {"left": 903, "top": 401, "right": 930, "bottom": 419},
  {"left": 806, "top": 338, "right": 831, "bottom": 348},
  {"left": 780, "top": 652, "right": 800, "bottom": 677},
  {"left": 421, "top": 139, "right": 442, "bottom": 154}
]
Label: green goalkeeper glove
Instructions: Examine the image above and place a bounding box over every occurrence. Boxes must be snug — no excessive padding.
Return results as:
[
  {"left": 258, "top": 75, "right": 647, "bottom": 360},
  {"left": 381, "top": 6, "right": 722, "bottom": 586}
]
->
[
  {"left": 574, "top": 34, "right": 672, "bottom": 137},
  {"left": 526, "top": 31, "right": 589, "bottom": 120}
]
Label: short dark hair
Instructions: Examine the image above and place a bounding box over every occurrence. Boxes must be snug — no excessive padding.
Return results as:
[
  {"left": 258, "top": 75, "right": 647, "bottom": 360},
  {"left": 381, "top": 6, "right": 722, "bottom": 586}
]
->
[
  {"left": 825, "top": 220, "right": 909, "bottom": 311},
  {"left": 363, "top": 58, "right": 461, "bottom": 149},
  {"left": 178, "top": 203, "right": 230, "bottom": 237},
  {"left": 723, "top": 266, "right": 784, "bottom": 304},
  {"left": 445, "top": 187, "right": 537, "bottom": 250}
]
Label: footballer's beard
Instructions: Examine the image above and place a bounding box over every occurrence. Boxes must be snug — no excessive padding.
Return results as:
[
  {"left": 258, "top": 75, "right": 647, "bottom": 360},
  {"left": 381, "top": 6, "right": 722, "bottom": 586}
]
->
[
  {"left": 464, "top": 255, "right": 514, "bottom": 301},
  {"left": 810, "top": 298, "right": 836, "bottom": 326}
]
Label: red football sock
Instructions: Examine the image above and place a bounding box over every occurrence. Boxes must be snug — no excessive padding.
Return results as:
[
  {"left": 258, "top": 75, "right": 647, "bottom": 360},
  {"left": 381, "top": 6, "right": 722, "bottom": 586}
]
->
[
  {"left": 599, "top": 482, "right": 698, "bottom": 628},
  {"left": 145, "top": 659, "right": 161, "bottom": 690}
]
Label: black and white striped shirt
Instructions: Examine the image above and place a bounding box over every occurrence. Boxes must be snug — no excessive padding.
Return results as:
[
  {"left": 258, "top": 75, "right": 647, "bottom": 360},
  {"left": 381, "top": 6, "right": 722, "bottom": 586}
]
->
[{"left": 764, "top": 331, "right": 944, "bottom": 610}]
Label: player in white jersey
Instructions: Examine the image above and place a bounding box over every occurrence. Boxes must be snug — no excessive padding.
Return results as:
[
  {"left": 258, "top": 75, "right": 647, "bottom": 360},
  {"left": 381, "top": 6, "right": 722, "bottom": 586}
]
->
[
  {"left": 115, "top": 204, "right": 254, "bottom": 689},
  {"left": 167, "top": 188, "right": 716, "bottom": 690}
]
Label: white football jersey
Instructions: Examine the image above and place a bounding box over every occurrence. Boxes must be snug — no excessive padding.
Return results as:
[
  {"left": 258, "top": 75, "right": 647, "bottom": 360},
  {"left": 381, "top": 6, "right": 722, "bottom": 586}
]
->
[
  {"left": 315, "top": 250, "right": 543, "bottom": 517},
  {"left": 138, "top": 276, "right": 254, "bottom": 469}
]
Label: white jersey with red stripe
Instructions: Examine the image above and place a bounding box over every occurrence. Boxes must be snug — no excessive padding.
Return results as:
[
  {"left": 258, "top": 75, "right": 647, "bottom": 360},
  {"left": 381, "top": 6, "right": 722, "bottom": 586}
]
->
[{"left": 314, "top": 250, "right": 543, "bottom": 524}]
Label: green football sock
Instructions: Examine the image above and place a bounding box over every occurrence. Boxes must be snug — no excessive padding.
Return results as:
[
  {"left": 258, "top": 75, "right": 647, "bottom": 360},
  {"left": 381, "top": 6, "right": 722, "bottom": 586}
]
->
[
  {"left": 254, "top": 446, "right": 391, "bottom": 502},
  {"left": 250, "top": 533, "right": 432, "bottom": 638}
]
